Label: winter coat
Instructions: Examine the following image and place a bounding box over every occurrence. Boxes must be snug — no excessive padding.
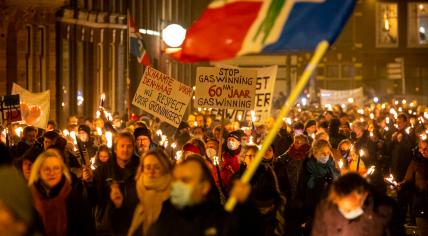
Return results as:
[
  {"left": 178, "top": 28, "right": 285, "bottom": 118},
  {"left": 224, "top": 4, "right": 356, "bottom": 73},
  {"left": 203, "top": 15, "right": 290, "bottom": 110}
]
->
[
  {"left": 272, "top": 128, "right": 293, "bottom": 158},
  {"left": 297, "top": 156, "right": 340, "bottom": 218},
  {"left": 402, "top": 156, "right": 428, "bottom": 218},
  {"left": 88, "top": 153, "right": 140, "bottom": 235},
  {"left": 311, "top": 192, "right": 405, "bottom": 236},
  {"left": 220, "top": 149, "right": 240, "bottom": 190},
  {"left": 388, "top": 130, "right": 413, "bottom": 182},
  {"left": 31, "top": 177, "right": 95, "bottom": 236},
  {"left": 237, "top": 161, "right": 285, "bottom": 236},
  {"left": 148, "top": 200, "right": 238, "bottom": 236},
  {"left": 276, "top": 143, "right": 310, "bottom": 200}
]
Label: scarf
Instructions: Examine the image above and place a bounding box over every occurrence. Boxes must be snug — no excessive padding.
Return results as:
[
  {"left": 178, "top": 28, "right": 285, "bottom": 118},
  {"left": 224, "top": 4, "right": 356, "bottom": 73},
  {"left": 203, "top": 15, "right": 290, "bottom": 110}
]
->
[
  {"left": 128, "top": 174, "right": 171, "bottom": 236},
  {"left": 287, "top": 143, "right": 310, "bottom": 161},
  {"left": 31, "top": 179, "right": 71, "bottom": 236},
  {"left": 306, "top": 157, "right": 338, "bottom": 189}
]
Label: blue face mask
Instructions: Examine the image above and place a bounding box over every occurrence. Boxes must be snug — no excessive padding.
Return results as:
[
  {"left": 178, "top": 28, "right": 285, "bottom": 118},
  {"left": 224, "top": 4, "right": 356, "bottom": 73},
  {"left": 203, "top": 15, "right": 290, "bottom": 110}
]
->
[
  {"left": 170, "top": 181, "right": 192, "bottom": 209},
  {"left": 318, "top": 155, "right": 330, "bottom": 164}
]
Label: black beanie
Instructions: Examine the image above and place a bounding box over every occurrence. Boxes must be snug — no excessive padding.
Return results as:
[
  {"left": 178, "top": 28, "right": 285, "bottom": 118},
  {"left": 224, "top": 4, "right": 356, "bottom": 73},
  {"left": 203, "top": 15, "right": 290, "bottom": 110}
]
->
[
  {"left": 134, "top": 127, "right": 152, "bottom": 141},
  {"left": 304, "top": 119, "right": 317, "bottom": 130},
  {"left": 78, "top": 124, "right": 91, "bottom": 135},
  {"left": 228, "top": 130, "right": 242, "bottom": 142}
]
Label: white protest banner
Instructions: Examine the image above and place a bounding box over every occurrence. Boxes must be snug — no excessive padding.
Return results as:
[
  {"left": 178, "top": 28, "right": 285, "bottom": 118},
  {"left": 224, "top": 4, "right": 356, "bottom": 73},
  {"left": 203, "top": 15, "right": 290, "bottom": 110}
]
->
[
  {"left": 12, "top": 83, "right": 50, "bottom": 128},
  {"left": 195, "top": 67, "right": 257, "bottom": 110},
  {"left": 320, "top": 87, "right": 364, "bottom": 107},
  {"left": 203, "top": 66, "right": 277, "bottom": 123},
  {"left": 253, "top": 65, "right": 277, "bottom": 122},
  {"left": 132, "top": 67, "right": 192, "bottom": 128}
]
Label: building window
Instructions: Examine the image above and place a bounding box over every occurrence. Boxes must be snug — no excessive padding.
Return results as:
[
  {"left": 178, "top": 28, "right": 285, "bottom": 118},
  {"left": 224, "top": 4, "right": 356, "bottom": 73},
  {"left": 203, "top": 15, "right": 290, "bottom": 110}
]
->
[
  {"left": 326, "top": 65, "right": 339, "bottom": 78},
  {"left": 341, "top": 64, "right": 355, "bottom": 78},
  {"left": 408, "top": 3, "right": 428, "bottom": 47},
  {"left": 376, "top": 3, "right": 398, "bottom": 47}
]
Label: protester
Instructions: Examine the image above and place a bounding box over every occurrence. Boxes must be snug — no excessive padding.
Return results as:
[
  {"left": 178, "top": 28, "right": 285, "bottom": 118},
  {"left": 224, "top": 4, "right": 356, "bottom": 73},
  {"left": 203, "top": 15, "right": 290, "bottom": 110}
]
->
[
  {"left": 77, "top": 124, "right": 98, "bottom": 158},
  {"left": 220, "top": 130, "right": 242, "bottom": 190},
  {"left": 0, "top": 167, "right": 41, "bottom": 236},
  {"left": 336, "top": 139, "right": 367, "bottom": 175},
  {"left": 10, "top": 126, "right": 37, "bottom": 160},
  {"left": 87, "top": 131, "right": 140, "bottom": 235},
  {"left": 134, "top": 127, "right": 157, "bottom": 156},
  {"left": 237, "top": 145, "right": 285, "bottom": 236},
  {"left": 93, "top": 145, "right": 111, "bottom": 169},
  {"left": 276, "top": 134, "right": 310, "bottom": 199},
  {"left": 399, "top": 139, "right": 428, "bottom": 236},
  {"left": 148, "top": 155, "right": 236, "bottom": 235},
  {"left": 28, "top": 150, "right": 94, "bottom": 236},
  {"left": 128, "top": 149, "right": 172, "bottom": 236},
  {"left": 297, "top": 139, "right": 340, "bottom": 234},
  {"left": 311, "top": 173, "right": 405, "bottom": 236}
]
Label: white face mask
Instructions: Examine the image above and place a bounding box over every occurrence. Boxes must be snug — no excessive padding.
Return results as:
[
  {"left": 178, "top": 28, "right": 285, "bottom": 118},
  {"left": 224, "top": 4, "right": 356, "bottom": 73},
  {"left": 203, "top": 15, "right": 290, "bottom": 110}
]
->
[
  {"left": 338, "top": 207, "right": 364, "bottom": 220},
  {"left": 170, "top": 181, "right": 193, "bottom": 209},
  {"left": 227, "top": 141, "right": 240, "bottom": 151},
  {"left": 206, "top": 148, "right": 217, "bottom": 159}
]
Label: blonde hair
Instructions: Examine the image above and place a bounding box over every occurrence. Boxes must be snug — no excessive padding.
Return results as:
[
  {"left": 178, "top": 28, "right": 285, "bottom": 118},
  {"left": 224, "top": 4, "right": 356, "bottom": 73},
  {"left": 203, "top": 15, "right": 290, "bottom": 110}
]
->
[
  {"left": 28, "top": 149, "right": 71, "bottom": 186},
  {"left": 311, "top": 139, "right": 332, "bottom": 156}
]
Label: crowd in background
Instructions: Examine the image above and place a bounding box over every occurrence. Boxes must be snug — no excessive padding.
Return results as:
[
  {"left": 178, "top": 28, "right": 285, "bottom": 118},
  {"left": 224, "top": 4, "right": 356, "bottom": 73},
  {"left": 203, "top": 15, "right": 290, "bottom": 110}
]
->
[{"left": 0, "top": 98, "right": 427, "bottom": 236}]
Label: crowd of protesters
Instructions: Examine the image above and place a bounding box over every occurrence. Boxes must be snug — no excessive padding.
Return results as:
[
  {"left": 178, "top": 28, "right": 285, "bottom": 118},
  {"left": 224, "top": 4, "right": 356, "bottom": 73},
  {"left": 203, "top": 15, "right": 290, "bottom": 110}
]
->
[{"left": 0, "top": 98, "right": 427, "bottom": 236}]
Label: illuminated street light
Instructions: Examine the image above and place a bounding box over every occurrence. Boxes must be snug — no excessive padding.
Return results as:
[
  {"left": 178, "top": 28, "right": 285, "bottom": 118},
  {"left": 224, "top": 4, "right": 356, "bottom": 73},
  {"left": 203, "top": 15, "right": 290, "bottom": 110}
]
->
[{"left": 162, "top": 24, "right": 186, "bottom": 47}]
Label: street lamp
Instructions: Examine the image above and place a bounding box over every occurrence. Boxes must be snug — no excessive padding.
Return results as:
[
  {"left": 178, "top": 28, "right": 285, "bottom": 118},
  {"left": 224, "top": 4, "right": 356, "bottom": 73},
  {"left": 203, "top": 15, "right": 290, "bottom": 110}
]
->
[{"left": 162, "top": 24, "right": 186, "bottom": 48}]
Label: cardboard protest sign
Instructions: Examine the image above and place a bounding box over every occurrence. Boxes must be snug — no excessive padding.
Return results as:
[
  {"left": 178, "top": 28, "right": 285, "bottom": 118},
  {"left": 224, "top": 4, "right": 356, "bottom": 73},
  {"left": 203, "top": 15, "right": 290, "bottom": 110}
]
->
[
  {"left": 0, "top": 95, "right": 22, "bottom": 124},
  {"left": 201, "top": 66, "right": 277, "bottom": 123},
  {"left": 320, "top": 87, "right": 364, "bottom": 107},
  {"left": 133, "top": 67, "right": 192, "bottom": 128},
  {"left": 195, "top": 67, "right": 257, "bottom": 110},
  {"left": 12, "top": 83, "right": 50, "bottom": 128}
]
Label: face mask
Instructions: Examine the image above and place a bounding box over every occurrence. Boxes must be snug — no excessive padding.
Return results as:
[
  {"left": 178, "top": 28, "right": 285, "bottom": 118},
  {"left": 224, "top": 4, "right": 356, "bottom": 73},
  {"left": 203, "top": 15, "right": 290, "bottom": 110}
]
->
[
  {"left": 338, "top": 207, "right": 364, "bottom": 220},
  {"left": 294, "top": 129, "right": 303, "bottom": 135},
  {"left": 318, "top": 155, "right": 329, "bottom": 164},
  {"left": 170, "top": 181, "right": 192, "bottom": 209},
  {"left": 227, "top": 141, "right": 240, "bottom": 151},
  {"left": 206, "top": 148, "right": 217, "bottom": 159}
]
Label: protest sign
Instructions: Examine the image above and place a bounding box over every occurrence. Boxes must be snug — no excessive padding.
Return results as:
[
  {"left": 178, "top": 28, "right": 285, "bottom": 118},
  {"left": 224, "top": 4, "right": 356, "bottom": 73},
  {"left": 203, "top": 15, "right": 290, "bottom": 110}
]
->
[
  {"left": 132, "top": 67, "right": 192, "bottom": 128},
  {"left": 0, "top": 95, "right": 21, "bottom": 124},
  {"left": 320, "top": 87, "right": 364, "bottom": 107},
  {"left": 200, "top": 66, "right": 277, "bottom": 123},
  {"left": 195, "top": 67, "right": 257, "bottom": 110},
  {"left": 12, "top": 83, "right": 50, "bottom": 128}
]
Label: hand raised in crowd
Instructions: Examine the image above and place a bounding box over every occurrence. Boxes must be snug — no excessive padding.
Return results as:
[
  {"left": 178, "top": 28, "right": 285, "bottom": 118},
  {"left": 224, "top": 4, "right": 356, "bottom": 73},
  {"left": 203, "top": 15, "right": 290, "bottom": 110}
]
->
[
  {"left": 82, "top": 167, "right": 93, "bottom": 182},
  {"left": 110, "top": 182, "right": 124, "bottom": 208},
  {"left": 229, "top": 180, "right": 251, "bottom": 204}
]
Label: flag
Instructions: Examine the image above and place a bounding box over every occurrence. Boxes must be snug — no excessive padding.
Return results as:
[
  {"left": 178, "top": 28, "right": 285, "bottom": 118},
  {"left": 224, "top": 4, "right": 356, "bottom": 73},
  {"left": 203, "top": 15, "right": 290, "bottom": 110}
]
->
[
  {"left": 128, "top": 13, "right": 151, "bottom": 66},
  {"left": 172, "top": 0, "right": 356, "bottom": 62}
]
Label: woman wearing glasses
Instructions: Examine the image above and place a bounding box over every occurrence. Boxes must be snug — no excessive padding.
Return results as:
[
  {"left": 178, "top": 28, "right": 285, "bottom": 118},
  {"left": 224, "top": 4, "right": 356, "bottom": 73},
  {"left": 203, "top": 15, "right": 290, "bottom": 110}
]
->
[{"left": 28, "top": 149, "right": 94, "bottom": 236}]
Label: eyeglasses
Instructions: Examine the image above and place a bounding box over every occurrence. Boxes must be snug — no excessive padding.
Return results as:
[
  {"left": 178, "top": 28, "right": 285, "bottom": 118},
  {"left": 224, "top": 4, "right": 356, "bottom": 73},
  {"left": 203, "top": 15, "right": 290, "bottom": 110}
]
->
[{"left": 41, "top": 166, "right": 62, "bottom": 174}]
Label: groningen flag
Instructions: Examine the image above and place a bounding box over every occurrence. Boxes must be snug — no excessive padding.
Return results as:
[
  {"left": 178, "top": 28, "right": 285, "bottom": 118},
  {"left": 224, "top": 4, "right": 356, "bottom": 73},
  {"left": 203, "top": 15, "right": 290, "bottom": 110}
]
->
[
  {"left": 128, "top": 13, "right": 151, "bottom": 66},
  {"left": 172, "top": 0, "right": 356, "bottom": 62}
]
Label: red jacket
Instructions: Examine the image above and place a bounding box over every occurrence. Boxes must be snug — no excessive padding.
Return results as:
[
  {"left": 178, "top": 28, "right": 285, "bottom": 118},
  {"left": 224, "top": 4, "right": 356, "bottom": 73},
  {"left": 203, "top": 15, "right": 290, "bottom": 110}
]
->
[{"left": 220, "top": 150, "right": 240, "bottom": 190}]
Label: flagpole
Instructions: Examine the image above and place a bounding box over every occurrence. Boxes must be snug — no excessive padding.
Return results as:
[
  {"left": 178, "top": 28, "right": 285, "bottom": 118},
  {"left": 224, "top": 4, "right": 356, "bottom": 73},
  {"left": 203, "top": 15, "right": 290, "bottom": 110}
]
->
[
  {"left": 126, "top": 10, "right": 131, "bottom": 121},
  {"left": 224, "top": 40, "right": 330, "bottom": 212}
]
